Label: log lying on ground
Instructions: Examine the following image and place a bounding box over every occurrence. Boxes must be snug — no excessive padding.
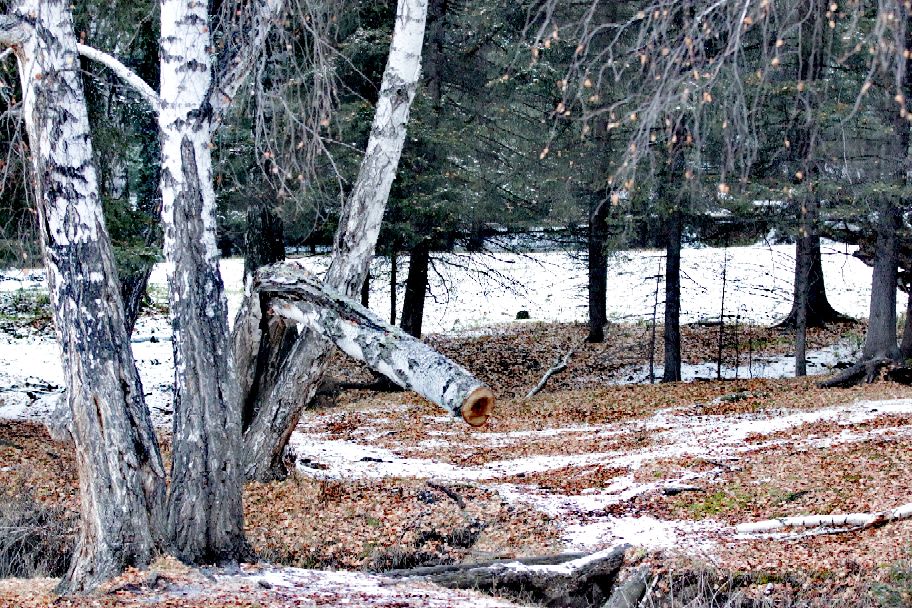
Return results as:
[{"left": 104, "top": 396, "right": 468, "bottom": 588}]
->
[
  {"left": 735, "top": 502, "right": 912, "bottom": 535},
  {"left": 257, "top": 263, "right": 495, "bottom": 426},
  {"left": 383, "top": 545, "right": 628, "bottom": 608}
]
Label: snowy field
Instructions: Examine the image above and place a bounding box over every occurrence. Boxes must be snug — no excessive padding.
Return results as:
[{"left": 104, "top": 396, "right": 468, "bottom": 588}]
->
[
  {"left": 1, "top": 240, "right": 903, "bottom": 332},
  {"left": 0, "top": 241, "right": 903, "bottom": 423}
]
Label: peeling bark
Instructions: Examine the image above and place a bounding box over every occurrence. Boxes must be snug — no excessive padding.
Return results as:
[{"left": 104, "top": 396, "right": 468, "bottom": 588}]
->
[
  {"left": 3, "top": 1, "right": 165, "bottom": 592},
  {"left": 259, "top": 263, "right": 494, "bottom": 425},
  {"left": 239, "top": 0, "right": 429, "bottom": 481},
  {"left": 159, "top": 0, "right": 247, "bottom": 563}
]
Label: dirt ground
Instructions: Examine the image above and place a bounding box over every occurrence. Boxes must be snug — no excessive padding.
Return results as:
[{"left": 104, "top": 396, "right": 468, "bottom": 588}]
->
[{"left": 1, "top": 321, "right": 911, "bottom": 606}]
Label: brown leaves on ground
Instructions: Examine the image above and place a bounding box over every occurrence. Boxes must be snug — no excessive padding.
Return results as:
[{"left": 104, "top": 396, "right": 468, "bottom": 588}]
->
[{"left": 244, "top": 475, "right": 560, "bottom": 570}]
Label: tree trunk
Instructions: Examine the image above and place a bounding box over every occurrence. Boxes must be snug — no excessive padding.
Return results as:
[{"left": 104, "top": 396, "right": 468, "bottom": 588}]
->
[
  {"left": 260, "top": 264, "right": 494, "bottom": 424},
  {"left": 383, "top": 546, "right": 627, "bottom": 608},
  {"left": 901, "top": 294, "right": 912, "bottom": 361},
  {"left": 863, "top": 198, "right": 902, "bottom": 361},
  {"left": 795, "top": 200, "right": 815, "bottom": 376},
  {"left": 400, "top": 240, "right": 431, "bottom": 338},
  {"left": 390, "top": 252, "right": 398, "bottom": 325},
  {"left": 244, "top": 198, "right": 285, "bottom": 280},
  {"left": 159, "top": 0, "right": 247, "bottom": 563},
  {"left": 587, "top": 201, "right": 609, "bottom": 343},
  {"left": 662, "top": 207, "right": 682, "bottom": 382},
  {"left": 239, "top": 0, "right": 429, "bottom": 482},
  {"left": 778, "top": 211, "right": 847, "bottom": 328},
  {"left": 2, "top": 3, "right": 166, "bottom": 592}
]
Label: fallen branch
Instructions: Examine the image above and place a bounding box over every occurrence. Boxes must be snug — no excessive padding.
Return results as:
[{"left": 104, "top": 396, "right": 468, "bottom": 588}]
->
[
  {"left": 526, "top": 349, "right": 575, "bottom": 398},
  {"left": 384, "top": 545, "right": 628, "bottom": 608},
  {"left": 258, "top": 263, "right": 495, "bottom": 426},
  {"left": 735, "top": 502, "right": 912, "bottom": 535}
]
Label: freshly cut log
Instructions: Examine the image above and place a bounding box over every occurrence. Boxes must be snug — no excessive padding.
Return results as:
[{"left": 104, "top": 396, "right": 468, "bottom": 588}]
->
[
  {"left": 383, "top": 545, "right": 627, "bottom": 608},
  {"left": 257, "top": 263, "right": 495, "bottom": 426}
]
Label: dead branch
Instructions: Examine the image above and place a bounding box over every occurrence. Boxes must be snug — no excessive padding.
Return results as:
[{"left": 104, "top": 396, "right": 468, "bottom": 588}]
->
[
  {"left": 735, "top": 501, "right": 912, "bottom": 535},
  {"left": 526, "top": 348, "right": 575, "bottom": 398},
  {"left": 383, "top": 545, "right": 628, "bottom": 608}
]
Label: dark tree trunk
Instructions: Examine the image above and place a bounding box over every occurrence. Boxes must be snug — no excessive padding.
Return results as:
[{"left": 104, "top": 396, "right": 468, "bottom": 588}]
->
[
  {"left": 401, "top": 241, "right": 431, "bottom": 338},
  {"left": 778, "top": 212, "right": 848, "bottom": 328},
  {"left": 863, "top": 198, "right": 902, "bottom": 361},
  {"left": 662, "top": 208, "right": 682, "bottom": 382},
  {"left": 587, "top": 202, "right": 609, "bottom": 343},
  {"left": 361, "top": 272, "right": 370, "bottom": 308},
  {"left": 4, "top": 2, "right": 167, "bottom": 592},
  {"left": 901, "top": 294, "right": 912, "bottom": 361},
  {"left": 795, "top": 200, "right": 815, "bottom": 376},
  {"left": 244, "top": 198, "right": 285, "bottom": 280},
  {"left": 390, "top": 252, "right": 398, "bottom": 325},
  {"left": 163, "top": 139, "right": 249, "bottom": 564}
]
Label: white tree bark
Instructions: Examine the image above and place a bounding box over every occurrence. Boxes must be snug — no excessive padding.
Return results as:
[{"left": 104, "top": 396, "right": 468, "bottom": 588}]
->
[
  {"left": 259, "top": 264, "right": 494, "bottom": 424},
  {"left": 158, "top": 0, "right": 247, "bottom": 562},
  {"left": 735, "top": 502, "right": 912, "bottom": 535},
  {"left": 239, "top": 0, "right": 430, "bottom": 481},
  {"left": 0, "top": 1, "right": 166, "bottom": 593}
]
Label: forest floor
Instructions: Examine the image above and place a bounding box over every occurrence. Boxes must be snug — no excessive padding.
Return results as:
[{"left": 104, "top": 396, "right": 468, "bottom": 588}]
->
[{"left": 1, "top": 299, "right": 912, "bottom": 606}]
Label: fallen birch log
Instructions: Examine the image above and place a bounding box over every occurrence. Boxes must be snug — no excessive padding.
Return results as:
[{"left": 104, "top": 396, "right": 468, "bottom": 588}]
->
[
  {"left": 257, "top": 263, "right": 495, "bottom": 426},
  {"left": 735, "top": 501, "right": 912, "bottom": 534},
  {"left": 383, "top": 545, "right": 628, "bottom": 608}
]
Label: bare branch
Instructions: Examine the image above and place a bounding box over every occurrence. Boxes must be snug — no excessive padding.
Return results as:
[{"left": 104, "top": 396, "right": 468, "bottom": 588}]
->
[{"left": 76, "top": 43, "right": 160, "bottom": 112}]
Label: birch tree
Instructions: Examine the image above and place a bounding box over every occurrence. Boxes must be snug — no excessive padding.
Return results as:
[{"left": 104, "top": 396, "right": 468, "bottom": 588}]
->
[
  {"left": 0, "top": 0, "right": 166, "bottom": 593},
  {"left": 237, "top": 0, "right": 433, "bottom": 481}
]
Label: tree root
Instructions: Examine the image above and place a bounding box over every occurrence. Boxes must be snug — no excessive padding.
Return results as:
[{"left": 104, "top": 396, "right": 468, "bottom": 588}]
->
[{"left": 817, "top": 357, "right": 894, "bottom": 388}]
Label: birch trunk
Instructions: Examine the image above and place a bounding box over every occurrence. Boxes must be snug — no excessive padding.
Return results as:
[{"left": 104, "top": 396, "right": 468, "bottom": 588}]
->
[
  {"left": 159, "top": 0, "right": 246, "bottom": 562},
  {"left": 239, "top": 0, "right": 429, "bottom": 481},
  {"left": 1, "top": 2, "right": 166, "bottom": 592},
  {"left": 259, "top": 264, "right": 494, "bottom": 424}
]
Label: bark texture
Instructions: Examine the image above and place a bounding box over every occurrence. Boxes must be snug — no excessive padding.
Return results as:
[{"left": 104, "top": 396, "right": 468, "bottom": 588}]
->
[
  {"left": 586, "top": 202, "right": 609, "bottom": 343},
  {"left": 239, "top": 0, "right": 429, "bottom": 481},
  {"left": 4, "top": 2, "right": 166, "bottom": 592},
  {"left": 260, "top": 263, "right": 494, "bottom": 424},
  {"left": 863, "top": 198, "right": 902, "bottom": 362},
  {"left": 384, "top": 546, "right": 627, "bottom": 608},
  {"left": 400, "top": 240, "right": 430, "bottom": 338},
  {"left": 159, "top": 0, "right": 246, "bottom": 563},
  {"left": 662, "top": 208, "right": 682, "bottom": 382}
]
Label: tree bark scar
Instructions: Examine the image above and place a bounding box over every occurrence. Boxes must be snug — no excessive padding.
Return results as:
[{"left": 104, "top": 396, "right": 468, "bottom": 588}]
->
[{"left": 92, "top": 393, "right": 104, "bottom": 434}]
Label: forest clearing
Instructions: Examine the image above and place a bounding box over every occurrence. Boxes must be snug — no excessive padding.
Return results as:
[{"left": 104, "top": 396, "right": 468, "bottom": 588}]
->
[
  {"left": 2, "top": 0, "right": 912, "bottom": 605},
  {"left": 2, "top": 251, "right": 912, "bottom": 607}
]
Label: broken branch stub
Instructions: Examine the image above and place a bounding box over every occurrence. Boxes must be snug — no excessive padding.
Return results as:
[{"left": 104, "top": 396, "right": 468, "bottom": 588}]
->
[{"left": 257, "top": 263, "right": 495, "bottom": 426}]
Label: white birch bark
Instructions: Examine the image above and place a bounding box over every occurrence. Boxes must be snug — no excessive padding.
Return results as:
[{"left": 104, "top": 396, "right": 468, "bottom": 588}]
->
[
  {"left": 259, "top": 264, "right": 494, "bottom": 424},
  {"left": 239, "top": 0, "right": 430, "bottom": 481},
  {"left": 158, "top": 0, "right": 247, "bottom": 562},
  {"left": 735, "top": 502, "right": 912, "bottom": 535},
  {"left": 1, "top": 1, "right": 166, "bottom": 592}
]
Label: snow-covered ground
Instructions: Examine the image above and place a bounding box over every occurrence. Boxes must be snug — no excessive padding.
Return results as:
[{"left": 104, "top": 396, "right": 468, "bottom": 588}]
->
[
  {"left": 2, "top": 240, "right": 902, "bottom": 333},
  {"left": 0, "top": 241, "right": 895, "bottom": 423},
  {"left": 287, "top": 398, "right": 912, "bottom": 557}
]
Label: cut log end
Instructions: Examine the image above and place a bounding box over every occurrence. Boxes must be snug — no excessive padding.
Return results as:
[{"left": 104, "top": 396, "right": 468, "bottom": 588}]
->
[{"left": 461, "top": 386, "right": 495, "bottom": 427}]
